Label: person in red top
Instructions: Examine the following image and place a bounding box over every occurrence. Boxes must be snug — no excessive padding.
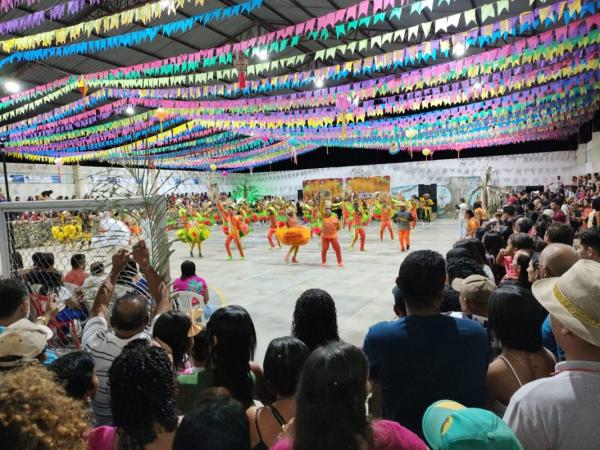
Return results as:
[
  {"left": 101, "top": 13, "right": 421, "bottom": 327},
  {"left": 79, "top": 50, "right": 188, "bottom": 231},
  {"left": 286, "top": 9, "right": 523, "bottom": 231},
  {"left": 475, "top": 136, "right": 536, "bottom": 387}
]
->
[
  {"left": 64, "top": 253, "right": 88, "bottom": 287},
  {"left": 266, "top": 206, "right": 282, "bottom": 250},
  {"left": 321, "top": 203, "right": 343, "bottom": 267},
  {"left": 218, "top": 203, "right": 245, "bottom": 260},
  {"left": 380, "top": 202, "right": 394, "bottom": 241}
]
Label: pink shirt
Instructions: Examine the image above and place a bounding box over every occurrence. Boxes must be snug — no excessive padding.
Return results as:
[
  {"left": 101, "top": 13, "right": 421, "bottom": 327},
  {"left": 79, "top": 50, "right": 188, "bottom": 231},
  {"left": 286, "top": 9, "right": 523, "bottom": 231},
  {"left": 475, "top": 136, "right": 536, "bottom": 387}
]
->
[
  {"left": 173, "top": 275, "right": 208, "bottom": 300},
  {"left": 500, "top": 254, "right": 517, "bottom": 279},
  {"left": 271, "top": 420, "right": 427, "bottom": 450}
]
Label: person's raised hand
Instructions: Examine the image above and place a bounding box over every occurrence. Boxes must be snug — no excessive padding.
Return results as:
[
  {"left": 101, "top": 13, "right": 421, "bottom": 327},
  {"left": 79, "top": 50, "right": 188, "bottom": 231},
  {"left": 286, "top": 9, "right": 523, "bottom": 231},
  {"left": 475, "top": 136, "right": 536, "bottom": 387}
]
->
[
  {"left": 132, "top": 240, "right": 151, "bottom": 272},
  {"left": 44, "top": 293, "right": 60, "bottom": 320},
  {"left": 111, "top": 249, "right": 130, "bottom": 275}
]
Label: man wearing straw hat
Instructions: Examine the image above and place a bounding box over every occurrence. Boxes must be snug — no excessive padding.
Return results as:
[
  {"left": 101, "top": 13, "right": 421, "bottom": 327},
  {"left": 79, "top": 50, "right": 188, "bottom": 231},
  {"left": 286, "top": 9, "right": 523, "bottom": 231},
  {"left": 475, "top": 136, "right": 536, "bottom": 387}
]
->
[{"left": 504, "top": 260, "right": 600, "bottom": 450}]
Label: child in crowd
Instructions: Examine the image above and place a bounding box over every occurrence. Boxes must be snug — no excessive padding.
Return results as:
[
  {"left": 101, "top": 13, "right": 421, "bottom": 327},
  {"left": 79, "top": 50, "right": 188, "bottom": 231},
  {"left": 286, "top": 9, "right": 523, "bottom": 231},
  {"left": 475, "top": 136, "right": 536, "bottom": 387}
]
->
[{"left": 496, "top": 233, "right": 534, "bottom": 281}]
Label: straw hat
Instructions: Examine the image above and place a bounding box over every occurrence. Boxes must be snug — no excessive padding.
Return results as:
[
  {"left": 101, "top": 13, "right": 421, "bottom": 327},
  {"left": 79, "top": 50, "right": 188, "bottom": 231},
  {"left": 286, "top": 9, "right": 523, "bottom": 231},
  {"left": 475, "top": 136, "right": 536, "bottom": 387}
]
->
[{"left": 532, "top": 259, "right": 600, "bottom": 347}]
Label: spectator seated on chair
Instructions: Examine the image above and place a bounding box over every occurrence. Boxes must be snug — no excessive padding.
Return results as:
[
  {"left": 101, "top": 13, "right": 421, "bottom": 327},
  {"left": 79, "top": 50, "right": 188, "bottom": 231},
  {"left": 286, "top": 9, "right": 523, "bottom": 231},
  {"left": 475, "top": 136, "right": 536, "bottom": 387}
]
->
[{"left": 64, "top": 253, "right": 89, "bottom": 287}]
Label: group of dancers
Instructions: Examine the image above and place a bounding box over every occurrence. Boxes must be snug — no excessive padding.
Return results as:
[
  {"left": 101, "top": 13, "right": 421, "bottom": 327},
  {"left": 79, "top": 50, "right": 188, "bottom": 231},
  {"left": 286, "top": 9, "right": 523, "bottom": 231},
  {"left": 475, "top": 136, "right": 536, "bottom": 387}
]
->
[{"left": 173, "top": 192, "right": 435, "bottom": 266}]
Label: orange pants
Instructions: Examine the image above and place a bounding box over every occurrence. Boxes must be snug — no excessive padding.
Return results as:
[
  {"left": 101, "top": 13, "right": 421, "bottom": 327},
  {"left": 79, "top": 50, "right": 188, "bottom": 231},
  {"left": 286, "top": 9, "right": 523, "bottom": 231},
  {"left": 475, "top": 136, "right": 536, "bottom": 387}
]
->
[
  {"left": 353, "top": 228, "right": 366, "bottom": 251},
  {"left": 225, "top": 234, "right": 244, "bottom": 257},
  {"left": 380, "top": 221, "right": 393, "bottom": 240},
  {"left": 398, "top": 229, "right": 411, "bottom": 250},
  {"left": 322, "top": 237, "right": 342, "bottom": 264},
  {"left": 267, "top": 228, "right": 280, "bottom": 248}
]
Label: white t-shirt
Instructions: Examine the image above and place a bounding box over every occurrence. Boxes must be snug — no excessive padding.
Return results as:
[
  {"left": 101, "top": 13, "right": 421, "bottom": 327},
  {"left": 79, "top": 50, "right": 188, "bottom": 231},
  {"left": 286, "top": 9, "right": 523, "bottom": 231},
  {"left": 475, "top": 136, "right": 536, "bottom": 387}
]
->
[
  {"left": 504, "top": 360, "right": 600, "bottom": 450},
  {"left": 83, "top": 316, "right": 152, "bottom": 425},
  {"left": 458, "top": 203, "right": 468, "bottom": 219}
]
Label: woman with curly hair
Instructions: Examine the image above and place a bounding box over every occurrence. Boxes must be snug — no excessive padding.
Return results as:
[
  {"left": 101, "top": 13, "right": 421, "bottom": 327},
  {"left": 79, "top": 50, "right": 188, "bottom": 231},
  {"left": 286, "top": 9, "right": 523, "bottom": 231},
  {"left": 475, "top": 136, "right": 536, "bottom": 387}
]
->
[
  {"left": 0, "top": 364, "right": 91, "bottom": 450},
  {"left": 86, "top": 340, "right": 179, "bottom": 450},
  {"left": 292, "top": 289, "right": 339, "bottom": 351}
]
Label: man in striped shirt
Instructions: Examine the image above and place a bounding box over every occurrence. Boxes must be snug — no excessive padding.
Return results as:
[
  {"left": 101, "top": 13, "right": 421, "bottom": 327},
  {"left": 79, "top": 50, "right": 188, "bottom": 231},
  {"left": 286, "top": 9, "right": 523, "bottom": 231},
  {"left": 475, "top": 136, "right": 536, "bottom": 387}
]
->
[{"left": 83, "top": 240, "right": 171, "bottom": 425}]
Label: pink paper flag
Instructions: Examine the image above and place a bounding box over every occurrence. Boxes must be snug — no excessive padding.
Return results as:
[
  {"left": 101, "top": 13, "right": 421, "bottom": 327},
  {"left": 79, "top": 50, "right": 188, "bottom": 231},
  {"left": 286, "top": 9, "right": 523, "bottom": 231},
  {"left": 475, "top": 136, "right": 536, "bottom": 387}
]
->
[
  {"left": 358, "top": 0, "right": 369, "bottom": 17},
  {"left": 374, "top": 0, "right": 383, "bottom": 13},
  {"left": 346, "top": 5, "right": 357, "bottom": 20}
]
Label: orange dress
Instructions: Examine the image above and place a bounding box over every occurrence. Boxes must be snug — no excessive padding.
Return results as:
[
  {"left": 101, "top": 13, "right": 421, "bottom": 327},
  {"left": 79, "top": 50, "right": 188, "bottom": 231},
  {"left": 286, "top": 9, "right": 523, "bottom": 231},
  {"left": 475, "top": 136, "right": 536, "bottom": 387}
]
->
[{"left": 276, "top": 216, "right": 311, "bottom": 246}]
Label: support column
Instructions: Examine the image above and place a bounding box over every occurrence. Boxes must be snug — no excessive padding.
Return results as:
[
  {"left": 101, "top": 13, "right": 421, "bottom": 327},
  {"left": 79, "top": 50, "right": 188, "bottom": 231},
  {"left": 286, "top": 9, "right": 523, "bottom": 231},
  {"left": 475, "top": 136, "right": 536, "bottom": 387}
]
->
[{"left": 73, "top": 164, "right": 82, "bottom": 198}]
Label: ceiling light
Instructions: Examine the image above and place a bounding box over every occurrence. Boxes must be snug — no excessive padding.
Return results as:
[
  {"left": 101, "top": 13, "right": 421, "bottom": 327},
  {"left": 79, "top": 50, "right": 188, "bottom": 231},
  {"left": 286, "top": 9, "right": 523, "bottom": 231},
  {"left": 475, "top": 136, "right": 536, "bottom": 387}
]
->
[
  {"left": 125, "top": 105, "right": 135, "bottom": 116},
  {"left": 315, "top": 78, "right": 324, "bottom": 88},
  {"left": 258, "top": 49, "right": 269, "bottom": 61},
  {"left": 453, "top": 42, "right": 465, "bottom": 57},
  {"left": 4, "top": 80, "right": 20, "bottom": 93}
]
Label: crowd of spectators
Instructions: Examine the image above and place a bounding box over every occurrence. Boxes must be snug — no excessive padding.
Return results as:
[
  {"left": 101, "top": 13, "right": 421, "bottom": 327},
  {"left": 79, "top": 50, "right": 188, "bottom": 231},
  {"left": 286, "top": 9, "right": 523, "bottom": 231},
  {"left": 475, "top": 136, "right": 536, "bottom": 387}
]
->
[{"left": 0, "top": 176, "right": 599, "bottom": 450}]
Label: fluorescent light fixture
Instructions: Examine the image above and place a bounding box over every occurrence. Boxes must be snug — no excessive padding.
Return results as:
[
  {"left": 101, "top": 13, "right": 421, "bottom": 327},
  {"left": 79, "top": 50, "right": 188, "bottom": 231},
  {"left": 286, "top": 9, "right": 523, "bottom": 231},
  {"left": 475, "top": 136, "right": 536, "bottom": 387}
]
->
[
  {"left": 258, "top": 49, "right": 269, "bottom": 61},
  {"left": 125, "top": 105, "right": 135, "bottom": 115},
  {"left": 5, "top": 80, "right": 20, "bottom": 93},
  {"left": 315, "top": 78, "right": 324, "bottom": 88},
  {"left": 453, "top": 42, "right": 465, "bottom": 57}
]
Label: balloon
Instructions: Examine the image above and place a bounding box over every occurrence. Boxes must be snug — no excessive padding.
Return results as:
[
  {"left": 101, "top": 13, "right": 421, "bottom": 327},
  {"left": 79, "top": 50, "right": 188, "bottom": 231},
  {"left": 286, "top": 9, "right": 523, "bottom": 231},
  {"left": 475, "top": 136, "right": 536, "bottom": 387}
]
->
[
  {"left": 289, "top": 137, "right": 299, "bottom": 146},
  {"left": 210, "top": 164, "right": 217, "bottom": 171},
  {"left": 405, "top": 128, "right": 418, "bottom": 138},
  {"left": 389, "top": 143, "right": 401, "bottom": 155},
  {"left": 422, "top": 148, "right": 432, "bottom": 157},
  {"left": 55, "top": 157, "right": 63, "bottom": 166},
  {"left": 221, "top": 171, "right": 228, "bottom": 177}
]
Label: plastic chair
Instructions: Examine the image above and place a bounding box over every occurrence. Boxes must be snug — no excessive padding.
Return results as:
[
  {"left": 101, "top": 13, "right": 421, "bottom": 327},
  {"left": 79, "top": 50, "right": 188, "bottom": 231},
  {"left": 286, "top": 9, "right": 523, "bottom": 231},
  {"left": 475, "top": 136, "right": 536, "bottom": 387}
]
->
[{"left": 171, "top": 291, "right": 205, "bottom": 321}]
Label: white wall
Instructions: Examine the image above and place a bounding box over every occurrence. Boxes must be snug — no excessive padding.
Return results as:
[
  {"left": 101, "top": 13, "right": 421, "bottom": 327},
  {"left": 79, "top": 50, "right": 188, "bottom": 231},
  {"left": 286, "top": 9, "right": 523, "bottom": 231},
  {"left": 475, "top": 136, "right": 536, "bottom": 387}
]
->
[
  {"left": 247, "top": 150, "right": 582, "bottom": 197},
  {"left": 3, "top": 132, "right": 599, "bottom": 200}
]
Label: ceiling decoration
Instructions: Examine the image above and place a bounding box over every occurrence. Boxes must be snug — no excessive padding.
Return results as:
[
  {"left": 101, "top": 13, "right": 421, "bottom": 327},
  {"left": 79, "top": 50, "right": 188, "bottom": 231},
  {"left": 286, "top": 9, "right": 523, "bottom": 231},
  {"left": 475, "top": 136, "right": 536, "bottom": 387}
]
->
[{"left": 0, "top": 0, "right": 597, "bottom": 170}]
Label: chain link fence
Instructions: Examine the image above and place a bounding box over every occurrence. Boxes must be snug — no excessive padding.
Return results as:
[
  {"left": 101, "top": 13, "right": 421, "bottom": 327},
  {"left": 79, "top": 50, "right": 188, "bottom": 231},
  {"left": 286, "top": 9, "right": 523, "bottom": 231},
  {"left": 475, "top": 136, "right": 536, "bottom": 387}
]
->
[{"left": 0, "top": 197, "right": 169, "bottom": 353}]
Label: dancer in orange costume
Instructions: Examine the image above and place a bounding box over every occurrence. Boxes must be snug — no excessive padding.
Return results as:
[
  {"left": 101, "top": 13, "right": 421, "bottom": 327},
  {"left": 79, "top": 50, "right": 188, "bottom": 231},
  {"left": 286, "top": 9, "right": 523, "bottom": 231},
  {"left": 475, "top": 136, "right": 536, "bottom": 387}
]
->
[
  {"left": 350, "top": 201, "right": 369, "bottom": 251},
  {"left": 276, "top": 208, "right": 311, "bottom": 264},
  {"left": 409, "top": 195, "right": 419, "bottom": 229},
  {"left": 321, "top": 201, "right": 343, "bottom": 267},
  {"left": 379, "top": 202, "right": 394, "bottom": 241},
  {"left": 218, "top": 203, "right": 245, "bottom": 261},
  {"left": 266, "top": 205, "right": 282, "bottom": 250},
  {"left": 393, "top": 202, "right": 413, "bottom": 252}
]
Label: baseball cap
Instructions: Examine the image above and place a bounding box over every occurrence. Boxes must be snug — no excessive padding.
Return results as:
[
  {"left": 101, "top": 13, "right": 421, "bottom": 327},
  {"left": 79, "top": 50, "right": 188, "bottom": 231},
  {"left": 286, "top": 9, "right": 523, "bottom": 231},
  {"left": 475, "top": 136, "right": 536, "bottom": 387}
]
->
[
  {"left": 423, "top": 400, "right": 523, "bottom": 450},
  {"left": 451, "top": 275, "right": 496, "bottom": 304},
  {"left": 0, "top": 319, "right": 53, "bottom": 367}
]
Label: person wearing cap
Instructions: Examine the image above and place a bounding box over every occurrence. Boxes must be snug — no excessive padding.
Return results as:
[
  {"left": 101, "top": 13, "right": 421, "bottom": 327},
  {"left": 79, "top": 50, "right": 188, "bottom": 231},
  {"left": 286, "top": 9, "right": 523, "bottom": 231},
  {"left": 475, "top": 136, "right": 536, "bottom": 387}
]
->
[
  {"left": 422, "top": 400, "right": 523, "bottom": 450},
  {"left": 364, "top": 251, "right": 489, "bottom": 437},
  {"left": 504, "top": 260, "right": 600, "bottom": 450},
  {"left": 393, "top": 202, "right": 413, "bottom": 252},
  {"left": 0, "top": 278, "right": 59, "bottom": 366},
  {"left": 451, "top": 275, "right": 497, "bottom": 352},
  {"left": 0, "top": 318, "right": 53, "bottom": 370}
]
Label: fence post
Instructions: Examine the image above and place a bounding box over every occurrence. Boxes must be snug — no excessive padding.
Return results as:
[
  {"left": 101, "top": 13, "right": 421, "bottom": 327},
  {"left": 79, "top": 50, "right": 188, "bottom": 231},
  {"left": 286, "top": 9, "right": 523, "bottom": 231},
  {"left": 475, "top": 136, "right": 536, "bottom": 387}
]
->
[{"left": 0, "top": 208, "right": 10, "bottom": 277}]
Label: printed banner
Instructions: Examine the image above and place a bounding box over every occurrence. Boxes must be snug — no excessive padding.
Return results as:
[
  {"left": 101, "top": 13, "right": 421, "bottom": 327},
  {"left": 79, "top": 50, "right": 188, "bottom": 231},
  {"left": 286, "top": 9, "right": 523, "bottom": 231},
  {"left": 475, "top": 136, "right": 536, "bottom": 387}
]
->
[
  {"left": 345, "top": 176, "right": 391, "bottom": 200},
  {"left": 302, "top": 178, "right": 344, "bottom": 199}
]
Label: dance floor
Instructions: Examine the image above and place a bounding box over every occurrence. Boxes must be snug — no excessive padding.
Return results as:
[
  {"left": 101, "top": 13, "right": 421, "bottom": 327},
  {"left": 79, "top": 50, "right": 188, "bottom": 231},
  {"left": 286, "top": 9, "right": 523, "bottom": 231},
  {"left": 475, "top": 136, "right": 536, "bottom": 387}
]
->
[{"left": 169, "top": 219, "right": 459, "bottom": 360}]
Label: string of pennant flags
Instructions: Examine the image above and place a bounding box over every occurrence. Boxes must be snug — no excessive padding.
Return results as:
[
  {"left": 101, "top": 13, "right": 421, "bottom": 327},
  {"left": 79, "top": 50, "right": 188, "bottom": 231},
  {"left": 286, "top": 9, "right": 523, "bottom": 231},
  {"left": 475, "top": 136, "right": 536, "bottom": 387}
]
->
[{"left": 0, "top": 0, "right": 598, "bottom": 170}]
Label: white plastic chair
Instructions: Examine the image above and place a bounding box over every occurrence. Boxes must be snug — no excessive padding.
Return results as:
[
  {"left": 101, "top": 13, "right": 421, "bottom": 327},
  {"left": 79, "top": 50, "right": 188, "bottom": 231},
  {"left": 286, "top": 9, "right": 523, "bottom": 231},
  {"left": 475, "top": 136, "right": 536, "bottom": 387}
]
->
[{"left": 172, "top": 291, "right": 205, "bottom": 321}]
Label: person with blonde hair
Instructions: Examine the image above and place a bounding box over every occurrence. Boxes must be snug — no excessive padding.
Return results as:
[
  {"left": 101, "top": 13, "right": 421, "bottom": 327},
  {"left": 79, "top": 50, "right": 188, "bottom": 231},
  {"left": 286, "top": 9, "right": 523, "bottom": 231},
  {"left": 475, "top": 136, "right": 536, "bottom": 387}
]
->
[{"left": 0, "top": 364, "right": 91, "bottom": 450}]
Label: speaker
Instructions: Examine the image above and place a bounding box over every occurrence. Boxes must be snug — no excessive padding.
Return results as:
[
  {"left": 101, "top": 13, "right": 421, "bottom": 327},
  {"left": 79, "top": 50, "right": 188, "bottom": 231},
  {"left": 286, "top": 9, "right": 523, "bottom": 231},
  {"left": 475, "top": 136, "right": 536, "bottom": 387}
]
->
[
  {"left": 297, "top": 190, "right": 304, "bottom": 201},
  {"left": 418, "top": 184, "right": 437, "bottom": 208},
  {"left": 525, "top": 185, "right": 544, "bottom": 194}
]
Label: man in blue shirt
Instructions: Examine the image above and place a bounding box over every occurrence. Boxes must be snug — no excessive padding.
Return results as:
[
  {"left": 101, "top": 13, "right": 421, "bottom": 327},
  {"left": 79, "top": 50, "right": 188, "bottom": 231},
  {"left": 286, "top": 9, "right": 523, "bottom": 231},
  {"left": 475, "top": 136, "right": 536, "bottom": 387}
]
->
[{"left": 364, "top": 250, "right": 489, "bottom": 437}]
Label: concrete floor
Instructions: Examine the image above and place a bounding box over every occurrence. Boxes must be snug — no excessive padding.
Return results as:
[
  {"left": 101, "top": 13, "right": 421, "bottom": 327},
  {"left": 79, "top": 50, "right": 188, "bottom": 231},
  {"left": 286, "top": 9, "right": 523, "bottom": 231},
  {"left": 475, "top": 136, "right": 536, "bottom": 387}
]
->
[{"left": 169, "top": 219, "right": 458, "bottom": 361}]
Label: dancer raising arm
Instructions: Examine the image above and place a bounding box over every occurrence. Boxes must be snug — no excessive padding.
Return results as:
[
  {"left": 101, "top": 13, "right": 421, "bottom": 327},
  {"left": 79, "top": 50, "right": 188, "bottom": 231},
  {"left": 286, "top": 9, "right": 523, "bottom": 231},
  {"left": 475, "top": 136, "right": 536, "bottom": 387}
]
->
[{"left": 217, "top": 202, "right": 245, "bottom": 261}]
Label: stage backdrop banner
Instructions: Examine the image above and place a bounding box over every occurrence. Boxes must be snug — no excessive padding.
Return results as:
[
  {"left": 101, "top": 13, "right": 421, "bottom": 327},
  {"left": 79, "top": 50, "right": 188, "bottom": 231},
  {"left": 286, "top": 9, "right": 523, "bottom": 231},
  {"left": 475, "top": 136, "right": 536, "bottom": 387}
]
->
[
  {"left": 302, "top": 178, "right": 344, "bottom": 199},
  {"left": 345, "top": 176, "right": 391, "bottom": 201}
]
